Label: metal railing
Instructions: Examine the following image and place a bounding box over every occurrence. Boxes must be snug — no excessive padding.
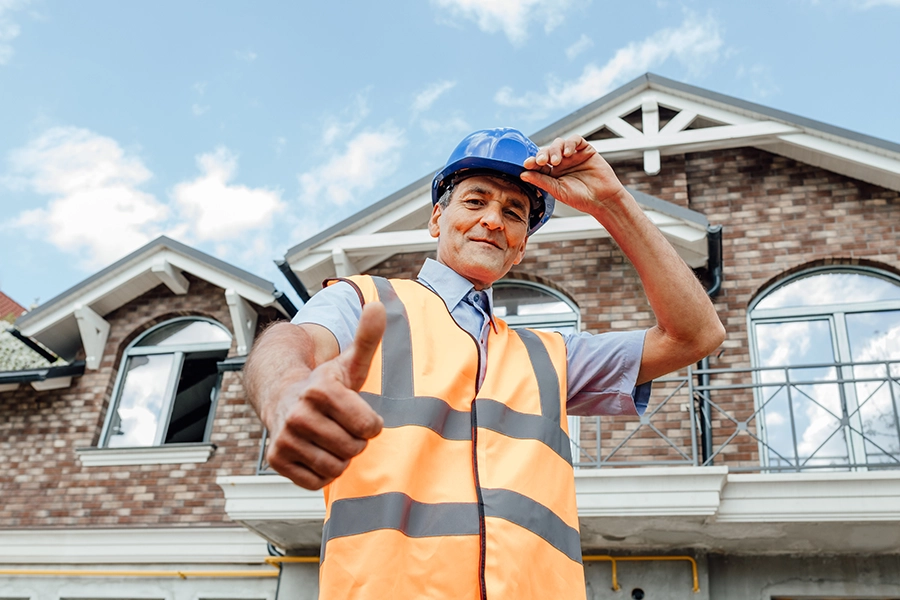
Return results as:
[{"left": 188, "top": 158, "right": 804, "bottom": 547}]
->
[{"left": 256, "top": 358, "right": 900, "bottom": 474}]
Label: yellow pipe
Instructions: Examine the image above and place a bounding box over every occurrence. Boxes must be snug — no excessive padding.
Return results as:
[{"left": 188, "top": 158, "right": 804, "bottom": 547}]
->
[
  {"left": 265, "top": 556, "right": 319, "bottom": 565},
  {"left": 0, "top": 568, "right": 278, "bottom": 579},
  {"left": 584, "top": 555, "right": 700, "bottom": 593},
  {"left": 2, "top": 553, "right": 698, "bottom": 592}
]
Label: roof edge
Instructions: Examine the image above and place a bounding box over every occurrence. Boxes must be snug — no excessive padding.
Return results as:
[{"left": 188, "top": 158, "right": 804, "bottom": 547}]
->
[{"left": 17, "top": 236, "right": 276, "bottom": 328}]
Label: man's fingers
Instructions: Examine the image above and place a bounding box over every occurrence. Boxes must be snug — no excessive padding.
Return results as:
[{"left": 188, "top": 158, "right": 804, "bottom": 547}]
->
[{"left": 338, "top": 301, "right": 386, "bottom": 391}]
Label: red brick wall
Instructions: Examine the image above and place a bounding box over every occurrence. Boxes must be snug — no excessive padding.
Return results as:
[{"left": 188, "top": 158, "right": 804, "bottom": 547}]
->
[
  {"left": 367, "top": 147, "right": 900, "bottom": 469},
  {"left": 0, "top": 275, "right": 281, "bottom": 528}
]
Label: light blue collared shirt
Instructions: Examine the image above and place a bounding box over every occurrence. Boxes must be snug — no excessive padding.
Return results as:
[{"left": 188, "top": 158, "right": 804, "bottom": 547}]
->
[{"left": 293, "top": 259, "right": 650, "bottom": 416}]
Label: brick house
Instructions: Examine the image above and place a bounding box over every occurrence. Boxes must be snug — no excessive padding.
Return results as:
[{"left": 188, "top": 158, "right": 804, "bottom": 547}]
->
[{"left": 3, "top": 73, "right": 900, "bottom": 599}]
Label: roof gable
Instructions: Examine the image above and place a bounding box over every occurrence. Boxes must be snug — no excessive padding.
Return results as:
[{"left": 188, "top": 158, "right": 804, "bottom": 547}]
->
[
  {"left": 284, "top": 73, "right": 900, "bottom": 293},
  {"left": 16, "top": 236, "right": 285, "bottom": 362}
]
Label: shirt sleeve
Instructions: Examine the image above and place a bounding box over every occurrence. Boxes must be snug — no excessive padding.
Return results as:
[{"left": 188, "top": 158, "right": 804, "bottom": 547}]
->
[
  {"left": 290, "top": 281, "right": 362, "bottom": 353},
  {"left": 564, "top": 329, "right": 652, "bottom": 417}
]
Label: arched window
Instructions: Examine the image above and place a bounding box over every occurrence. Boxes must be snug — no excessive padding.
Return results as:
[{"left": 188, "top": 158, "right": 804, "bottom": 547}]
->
[
  {"left": 749, "top": 267, "right": 900, "bottom": 470},
  {"left": 101, "top": 317, "right": 233, "bottom": 448},
  {"left": 493, "top": 280, "right": 579, "bottom": 333},
  {"left": 494, "top": 280, "right": 582, "bottom": 458}
]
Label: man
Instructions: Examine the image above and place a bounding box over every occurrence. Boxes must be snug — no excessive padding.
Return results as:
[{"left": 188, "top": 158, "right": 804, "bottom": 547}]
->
[{"left": 244, "top": 128, "right": 725, "bottom": 599}]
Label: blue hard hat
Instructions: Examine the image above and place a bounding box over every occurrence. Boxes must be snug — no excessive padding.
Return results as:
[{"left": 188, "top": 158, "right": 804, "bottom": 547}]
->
[{"left": 432, "top": 127, "right": 555, "bottom": 236}]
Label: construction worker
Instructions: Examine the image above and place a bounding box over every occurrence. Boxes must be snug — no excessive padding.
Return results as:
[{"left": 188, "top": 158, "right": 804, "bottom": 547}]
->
[{"left": 244, "top": 128, "right": 725, "bottom": 599}]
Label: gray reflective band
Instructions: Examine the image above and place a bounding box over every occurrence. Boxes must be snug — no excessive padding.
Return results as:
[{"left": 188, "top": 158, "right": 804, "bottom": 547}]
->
[
  {"left": 475, "top": 399, "right": 572, "bottom": 464},
  {"left": 361, "top": 392, "right": 471, "bottom": 440},
  {"left": 372, "top": 277, "right": 414, "bottom": 398},
  {"left": 514, "top": 329, "right": 562, "bottom": 422},
  {"left": 322, "top": 491, "right": 581, "bottom": 565},
  {"left": 482, "top": 488, "right": 583, "bottom": 564},
  {"left": 322, "top": 492, "right": 480, "bottom": 560}
]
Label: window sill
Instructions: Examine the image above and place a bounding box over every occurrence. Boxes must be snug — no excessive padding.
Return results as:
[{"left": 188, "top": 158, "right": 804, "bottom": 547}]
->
[{"left": 76, "top": 443, "right": 217, "bottom": 467}]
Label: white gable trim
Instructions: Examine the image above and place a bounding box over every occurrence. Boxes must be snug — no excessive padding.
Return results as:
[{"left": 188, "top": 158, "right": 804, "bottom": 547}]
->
[{"left": 19, "top": 245, "right": 281, "bottom": 359}]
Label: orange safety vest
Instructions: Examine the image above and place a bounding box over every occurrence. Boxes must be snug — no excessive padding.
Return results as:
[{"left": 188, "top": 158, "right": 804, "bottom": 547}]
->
[{"left": 320, "top": 275, "right": 586, "bottom": 600}]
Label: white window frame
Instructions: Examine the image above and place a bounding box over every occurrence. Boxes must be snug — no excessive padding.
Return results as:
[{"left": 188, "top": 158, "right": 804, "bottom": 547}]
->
[
  {"left": 748, "top": 266, "right": 900, "bottom": 471},
  {"left": 98, "top": 316, "right": 233, "bottom": 449}
]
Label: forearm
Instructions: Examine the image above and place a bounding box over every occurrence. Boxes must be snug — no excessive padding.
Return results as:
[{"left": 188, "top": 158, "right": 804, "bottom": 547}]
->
[{"left": 589, "top": 190, "right": 725, "bottom": 376}]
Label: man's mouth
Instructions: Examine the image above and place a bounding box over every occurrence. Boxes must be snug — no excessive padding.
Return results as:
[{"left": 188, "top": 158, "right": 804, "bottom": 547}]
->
[{"left": 470, "top": 237, "right": 503, "bottom": 249}]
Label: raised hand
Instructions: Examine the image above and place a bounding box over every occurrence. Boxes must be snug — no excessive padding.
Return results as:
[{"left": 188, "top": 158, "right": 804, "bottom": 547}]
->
[
  {"left": 265, "top": 302, "right": 387, "bottom": 490},
  {"left": 520, "top": 135, "right": 629, "bottom": 216}
]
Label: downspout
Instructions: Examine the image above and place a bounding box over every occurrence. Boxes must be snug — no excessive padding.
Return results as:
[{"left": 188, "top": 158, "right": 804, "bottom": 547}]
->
[
  {"left": 274, "top": 259, "right": 311, "bottom": 304},
  {"left": 698, "top": 224, "right": 723, "bottom": 465},
  {"left": 273, "top": 290, "right": 298, "bottom": 319}
]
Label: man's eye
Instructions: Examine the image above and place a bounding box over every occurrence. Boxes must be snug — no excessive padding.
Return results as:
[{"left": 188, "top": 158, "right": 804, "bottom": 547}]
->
[{"left": 505, "top": 209, "right": 525, "bottom": 221}]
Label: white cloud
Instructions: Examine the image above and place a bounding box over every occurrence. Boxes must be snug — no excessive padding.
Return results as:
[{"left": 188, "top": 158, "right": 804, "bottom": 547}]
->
[
  {"left": 298, "top": 125, "right": 406, "bottom": 208},
  {"left": 565, "top": 34, "right": 593, "bottom": 60},
  {"left": 192, "top": 103, "right": 209, "bottom": 116},
  {"left": 495, "top": 14, "right": 723, "bottom": 116},
  {"left": 321, "top": 92, "right": 371, "bottom": 146},
  {"left": 420, "top": 115, "right": 471, "bottom": 136},
  {"left": 0, "top": 0, "right": 29, "bottom": 65},
  {"left": 432, "top": 0, "right": 576, "bottom": 45},
  {"left": 172, "top": 147, "right": 284, "bottom": 242},
  {"left": 736, "top": 64, "right": 780, "bottom": 99},
  {"left": 412, "top": 80, "right": 457, "bottom": 114},
  {"left": 6, "top": 127, "right": 169, "bottom": 267},
  {"left": 234, "top": 49, "right": 258, "bottom": 62}
]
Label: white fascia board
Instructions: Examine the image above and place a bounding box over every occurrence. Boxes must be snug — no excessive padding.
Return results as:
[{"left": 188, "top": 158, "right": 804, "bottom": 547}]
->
[
  {"left": 716, "top": 471, "right": 900, "bottom": 523},
  {"left": 575, "top": 466, "right": 728, "bottom": 517},
  {"left": 0, "top": 528, "right": 268, "bottom": 564},
  {"left": 20, "top": 249, "right": 278, "bottom": 340},
  {"left": 18, "top": 257, "right": 161, "bottom": 339},
  {"left": 218, "top": 475, "right": 326, "bottom": 521},
  {"left": 777, "top": 133, "right": 900, "bottom": 178}
]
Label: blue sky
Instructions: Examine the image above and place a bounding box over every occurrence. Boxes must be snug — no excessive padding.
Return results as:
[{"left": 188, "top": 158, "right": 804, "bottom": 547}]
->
[{"left": 1, "top": 0, "right": 898, "bottom": 307}]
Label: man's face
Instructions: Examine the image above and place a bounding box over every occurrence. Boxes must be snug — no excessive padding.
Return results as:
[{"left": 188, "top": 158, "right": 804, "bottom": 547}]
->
[{"left": 428, "top": 175, "right": 530, "bottom": 290}]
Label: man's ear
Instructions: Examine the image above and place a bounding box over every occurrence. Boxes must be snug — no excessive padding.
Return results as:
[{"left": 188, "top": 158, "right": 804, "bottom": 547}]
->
[
  {"left": 512, "top": 236, "right": 528, "bottom": 265},
  {"left": 428, "top": 203, "right": 442, "bottom": 239}
]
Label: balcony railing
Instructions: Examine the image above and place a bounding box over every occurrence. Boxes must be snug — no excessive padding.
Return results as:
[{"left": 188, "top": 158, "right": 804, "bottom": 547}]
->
[{"left": 257, "top": 358, "right": 900, "bottom": 474}]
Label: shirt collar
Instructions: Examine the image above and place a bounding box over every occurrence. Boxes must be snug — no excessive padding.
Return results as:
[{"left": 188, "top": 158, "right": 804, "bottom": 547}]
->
[{"left": 417, "top": 258, "right": 498, "bottom": 329}]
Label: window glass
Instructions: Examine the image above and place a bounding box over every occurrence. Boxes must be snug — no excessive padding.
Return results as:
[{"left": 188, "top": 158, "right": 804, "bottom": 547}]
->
[
  {"left": 107, "top": 354, "right": 176, "bottom": 448},
  {"left": 103, "top": 318, "right": 232, "bottom": 448},
  {"left": 493, "top": 284, "right": 577, "bottom": 318},
  {"left": 757, "top": 272, "right": 900, "bottom": 310},
  {"left": 750, "top": 269, "right": 900, "bottom": 471},
  {"left": 846, "top": 309, "right": 900, "bottom": 464}
]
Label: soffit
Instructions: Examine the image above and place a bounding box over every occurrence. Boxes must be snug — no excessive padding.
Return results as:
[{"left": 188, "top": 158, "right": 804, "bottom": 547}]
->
[{"left": 16, "top": 236, "right": 284, "bottom": 360}]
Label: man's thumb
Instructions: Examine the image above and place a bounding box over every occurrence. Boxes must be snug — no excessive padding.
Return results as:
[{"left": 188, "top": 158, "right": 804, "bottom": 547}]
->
[{"left": 339, "top": 301, "right": 386, "bottom": 391}]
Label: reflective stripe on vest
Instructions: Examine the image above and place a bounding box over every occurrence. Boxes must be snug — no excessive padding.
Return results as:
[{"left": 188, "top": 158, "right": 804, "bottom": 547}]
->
[{"left": 319, "top": 275, "right": 585, "bottom": 600}]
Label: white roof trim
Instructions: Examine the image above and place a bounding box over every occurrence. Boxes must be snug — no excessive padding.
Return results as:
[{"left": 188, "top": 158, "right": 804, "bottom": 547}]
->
[{"left": 19, "top": 241, "right": 282, "bottom": 359}]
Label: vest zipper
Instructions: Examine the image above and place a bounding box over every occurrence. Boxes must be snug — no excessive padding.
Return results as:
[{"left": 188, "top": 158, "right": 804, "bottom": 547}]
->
[{"left": 414, "top": 280, "right": 488, "bottom": 599}]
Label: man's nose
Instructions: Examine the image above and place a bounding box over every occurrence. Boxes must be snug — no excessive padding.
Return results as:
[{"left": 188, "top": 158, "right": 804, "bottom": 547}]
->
[{"left": 480, "top": 203, "right": 504, "bottom": 230}]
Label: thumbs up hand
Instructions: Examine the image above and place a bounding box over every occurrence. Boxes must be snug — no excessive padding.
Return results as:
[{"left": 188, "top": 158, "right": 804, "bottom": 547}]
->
[{"left": 264, "top": 302, "right": 387, "bottom": 490}]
